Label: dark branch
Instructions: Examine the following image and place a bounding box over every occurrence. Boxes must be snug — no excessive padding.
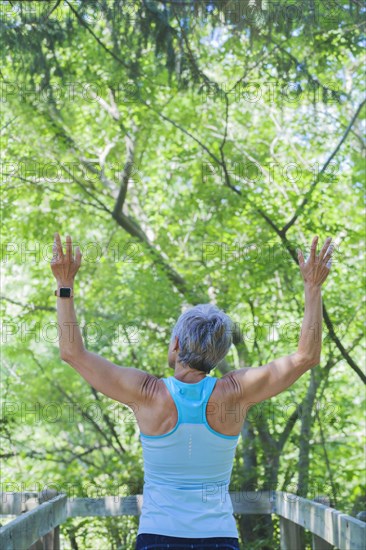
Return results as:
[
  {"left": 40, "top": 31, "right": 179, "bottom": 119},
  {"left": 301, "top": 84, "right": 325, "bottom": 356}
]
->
[
  {"left": 65, "top": 1, "right": 130, "bottom": 69},
  {"left": 322, "top": 303, "right": 366, "bottom": 383},
  {"left": 113, "top": 128, "right": 137, "bottom": 219},
  {"left": 0, "top": 296, "right": 56, "bottom": 312},
  {"left": 282, "top": 98, "right": 366, "bottom": 233}
]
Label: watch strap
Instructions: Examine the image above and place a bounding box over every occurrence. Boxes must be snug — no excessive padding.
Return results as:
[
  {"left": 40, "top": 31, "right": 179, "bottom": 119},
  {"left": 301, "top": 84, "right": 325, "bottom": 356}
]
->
[{"left": 54, "top": 287, "right": 74, "bottom": 298}]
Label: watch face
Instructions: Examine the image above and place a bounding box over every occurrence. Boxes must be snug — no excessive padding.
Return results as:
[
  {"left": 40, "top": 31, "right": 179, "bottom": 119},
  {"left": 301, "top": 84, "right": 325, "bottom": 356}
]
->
[{"left": 60, "top": 288, "right": 71, "bottom": 297}]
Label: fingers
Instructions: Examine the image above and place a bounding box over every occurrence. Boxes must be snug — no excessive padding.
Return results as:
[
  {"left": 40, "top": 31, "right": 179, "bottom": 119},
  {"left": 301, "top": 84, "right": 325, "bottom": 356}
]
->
[
  {"left": 75, "top": 246, "right": 82, "bottom": 266},
  {"left": 319, "top": 237, "right": 332, "bottom": 262},
  {"left": 65, "top": 235, "right": 72, "bottom": 262},
  {"left": 297, "top": 248, "right": 305, "bottom": 267},
  {"left": 54, "top": 232, "right": 64, "bottom": 260},
  {"left": 51, "top": 240, "right": 58, "bottom": 262},
  {"left": 323, "top": 243, "right": 334, "bottom": 264},
  {"left": 321, "top": 247, "right": 334, "bottom": 275},
  {"left": 309, "top": 235, "right": 318, "bottom": 262},
  {"left": 53, "top": 233, "right": 77, "bottom": 263},
  {"left": 321, "top": 261, "right": 332, "bottom": 282}
]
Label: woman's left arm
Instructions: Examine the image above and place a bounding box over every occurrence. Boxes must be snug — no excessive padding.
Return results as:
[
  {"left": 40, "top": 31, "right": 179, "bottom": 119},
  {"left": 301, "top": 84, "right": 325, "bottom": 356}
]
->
[{"left": 51, "top": 232, "right": 156, "bottom": 406}]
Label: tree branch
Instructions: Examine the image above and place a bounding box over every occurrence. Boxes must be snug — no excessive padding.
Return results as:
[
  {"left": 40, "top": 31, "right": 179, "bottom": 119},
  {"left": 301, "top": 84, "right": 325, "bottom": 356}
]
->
[
  {"left": 113, "top": 126, "right": 137, "bottom": 219},
  {"left": 0, "top": 296, "right": 56, "bottom": 312},
  {"left": 282, "top": 97, "right": 366, "bottom": 233},
  {"left": 322, "top": 303, "right": 366, "bottom": 383},
  {"left": 64, "top": 1, "right": 130, "bottom": 69}
]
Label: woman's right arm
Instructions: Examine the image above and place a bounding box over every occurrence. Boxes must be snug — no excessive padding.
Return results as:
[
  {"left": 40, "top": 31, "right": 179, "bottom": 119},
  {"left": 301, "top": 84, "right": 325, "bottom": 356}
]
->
[{"left": 224, "top": 236, "right": 334, "bottom": 404}]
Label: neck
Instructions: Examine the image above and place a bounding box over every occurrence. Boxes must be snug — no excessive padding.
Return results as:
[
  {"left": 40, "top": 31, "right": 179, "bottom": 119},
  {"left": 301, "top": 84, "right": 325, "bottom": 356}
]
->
[{"left": 173, "top": 362, "right": 207, "bottom": 383}]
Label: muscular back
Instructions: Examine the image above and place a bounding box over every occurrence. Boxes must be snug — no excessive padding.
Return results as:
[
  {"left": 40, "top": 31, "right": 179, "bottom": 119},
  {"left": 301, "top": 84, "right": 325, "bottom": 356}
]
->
[{"left": 133, "top": 375, "right": 245, "bottom": 437}]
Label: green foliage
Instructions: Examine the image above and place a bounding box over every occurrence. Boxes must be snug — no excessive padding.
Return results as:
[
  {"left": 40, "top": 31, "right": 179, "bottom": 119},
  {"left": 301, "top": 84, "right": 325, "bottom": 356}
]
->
[{"left": 1, "top": 1, "right": 365, "bottom": 548}]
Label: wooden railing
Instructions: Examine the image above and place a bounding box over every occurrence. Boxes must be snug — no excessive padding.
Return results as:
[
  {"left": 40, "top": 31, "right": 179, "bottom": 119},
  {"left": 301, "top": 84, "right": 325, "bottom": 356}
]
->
[{"left": 0, "top": 490, "right": 365, "bottom": 550}]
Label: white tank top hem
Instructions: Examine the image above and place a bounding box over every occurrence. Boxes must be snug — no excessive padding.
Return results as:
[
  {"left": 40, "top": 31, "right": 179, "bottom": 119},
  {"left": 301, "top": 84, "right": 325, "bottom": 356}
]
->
[{"left": 137, "top": 375, "right": 240, "bottom": 538}]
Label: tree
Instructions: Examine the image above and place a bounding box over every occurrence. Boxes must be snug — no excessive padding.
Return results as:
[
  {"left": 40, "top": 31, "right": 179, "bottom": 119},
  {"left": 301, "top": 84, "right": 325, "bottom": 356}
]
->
[{"left": 1, "top": 1, "right": 365, "bottom": 547}]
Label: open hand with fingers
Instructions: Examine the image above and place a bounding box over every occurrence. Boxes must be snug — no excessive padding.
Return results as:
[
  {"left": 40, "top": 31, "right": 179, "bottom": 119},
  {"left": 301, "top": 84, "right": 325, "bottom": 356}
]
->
[
  {"left": 51, "top": 232, "right": 82, "bottom": 287},
  {"left": 297, "top": 236, "right": 333, "bottom": 287}
]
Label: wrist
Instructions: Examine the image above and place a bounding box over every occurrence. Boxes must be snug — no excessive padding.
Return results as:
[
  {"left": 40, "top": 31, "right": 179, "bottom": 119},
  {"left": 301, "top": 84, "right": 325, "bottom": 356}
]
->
[
  {"left": 304, "top": 282, "right": 322, "bottom": 293},
  {"left": 56, "top": 281, "right": 74, "bottom": 288}
]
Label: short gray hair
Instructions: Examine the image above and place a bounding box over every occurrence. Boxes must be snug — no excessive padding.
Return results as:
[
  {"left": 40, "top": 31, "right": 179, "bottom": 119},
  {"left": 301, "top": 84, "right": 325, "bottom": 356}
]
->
[{"left": 170, "top": 304, "right": 233, "bottom": 373}]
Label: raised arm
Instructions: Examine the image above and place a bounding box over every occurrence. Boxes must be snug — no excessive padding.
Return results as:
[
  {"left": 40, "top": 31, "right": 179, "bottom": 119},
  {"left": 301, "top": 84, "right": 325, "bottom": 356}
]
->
[
  {"left": 51, "top": 233, "right": 156, "bottom": 407},
  {"left": 225, "top": 236, "right": 334, "bottom": 404}
]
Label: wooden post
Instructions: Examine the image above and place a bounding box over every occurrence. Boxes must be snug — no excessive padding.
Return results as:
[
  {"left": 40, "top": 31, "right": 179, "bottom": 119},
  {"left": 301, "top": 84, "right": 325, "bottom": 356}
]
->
[
  {"left": 27, "top": 491, "right": 60, "bottom": 550},
  {"left": 54, "top": 525, "right": 60, "bottom": 550},
  {"left": 279, "top": 517, "right": 302, "bottom": 550},
  {"left": 0, "top": 493, "right": 67, "bottom": 550},
  {"left": 311, "top": 496, "right": 333, "bottom": 550},
  {"left": 42, "top": 525, "right": 60, "bottom": 550},
  {"left": 356, "top": 512, "right": 366, "bottom": 523},
  {"left": 28, "top": 540, "right": 43, "bottom": 550},
  {"left": 312, "top": 534, "right": 333, "bottom": 550}
]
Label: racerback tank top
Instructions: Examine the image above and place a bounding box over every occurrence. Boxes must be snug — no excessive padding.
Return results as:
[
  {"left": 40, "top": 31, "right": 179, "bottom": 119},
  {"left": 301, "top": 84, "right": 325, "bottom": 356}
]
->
[{"left": 137, "top": 375, "right": 240, "bottom": 538}]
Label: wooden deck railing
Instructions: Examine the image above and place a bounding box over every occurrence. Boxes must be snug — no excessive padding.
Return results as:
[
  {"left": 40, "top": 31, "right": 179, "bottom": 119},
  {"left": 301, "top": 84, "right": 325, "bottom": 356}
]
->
[{"left": 0, "top": 490, "right": 365, "bottom": 550}]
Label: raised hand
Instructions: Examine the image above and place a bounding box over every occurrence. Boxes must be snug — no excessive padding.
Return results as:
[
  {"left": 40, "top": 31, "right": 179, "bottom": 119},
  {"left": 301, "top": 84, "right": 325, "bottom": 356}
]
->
[
  {"left": 297, "top": 236, "right": 333, "bottom": 287},
  {"left": 51, "top": 232, "right": 82, "bottom": 286}
]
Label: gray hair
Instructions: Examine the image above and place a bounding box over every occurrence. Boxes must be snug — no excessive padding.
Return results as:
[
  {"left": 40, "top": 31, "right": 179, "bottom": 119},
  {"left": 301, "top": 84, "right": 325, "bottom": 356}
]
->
[{"left": 170, "top": 304, "right": 233, "bottom": 374}]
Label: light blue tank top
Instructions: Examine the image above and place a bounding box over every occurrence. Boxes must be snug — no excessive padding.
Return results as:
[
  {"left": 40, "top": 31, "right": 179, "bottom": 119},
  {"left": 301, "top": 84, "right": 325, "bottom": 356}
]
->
[{"left": 137, "top": 375, "right": 240, "bottom": 538}]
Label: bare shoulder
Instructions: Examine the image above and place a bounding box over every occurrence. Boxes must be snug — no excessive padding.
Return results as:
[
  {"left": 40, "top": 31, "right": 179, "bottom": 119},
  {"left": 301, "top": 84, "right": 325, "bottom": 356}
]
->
[
  {"left": 218, "top": 371, "right": 243, "bottom": 400},
  {"left": 210, "top": 375, "right": 247, "bottom": 436},
  {"left": 218, "top": 353, "right": 310, "bottom": 405},
  {"left": 138, "top": 372, "right": 163, "bottom": 402},
  {"left": 220, "top": 367, "right": 269, "bottom": 404},
  {"left": 219, "top": 367, "right": 270, "bottom": 405}
]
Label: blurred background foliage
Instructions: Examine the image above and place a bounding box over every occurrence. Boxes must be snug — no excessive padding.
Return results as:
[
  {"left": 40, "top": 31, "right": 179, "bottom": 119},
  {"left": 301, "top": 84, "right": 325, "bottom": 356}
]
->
[{"left": 1, "top": 1, "right": 365, "bottom": 548}]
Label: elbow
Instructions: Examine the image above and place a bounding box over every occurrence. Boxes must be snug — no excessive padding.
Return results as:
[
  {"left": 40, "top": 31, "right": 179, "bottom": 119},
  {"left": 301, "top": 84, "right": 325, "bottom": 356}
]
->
[
  {"left": 296, "top": 352, "right": 320, "bottom": 370},
  {"left": 60, "top": 349, "right": 85, "bottom": 364},
  {"left": 307, "top": 352, "right": 321, "bottom": 368},
  {"left": 310, "top": 356, "right": 321, "bottom": 368},
  {"left": 60, "top": 351, "right": 72, "bottom": 363}
]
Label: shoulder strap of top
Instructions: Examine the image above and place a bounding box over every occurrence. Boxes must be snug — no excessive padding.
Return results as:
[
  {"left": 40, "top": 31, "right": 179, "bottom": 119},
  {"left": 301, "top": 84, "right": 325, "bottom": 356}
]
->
[{"left": 162, "top": 376, "right": 217, "bottom": 424}]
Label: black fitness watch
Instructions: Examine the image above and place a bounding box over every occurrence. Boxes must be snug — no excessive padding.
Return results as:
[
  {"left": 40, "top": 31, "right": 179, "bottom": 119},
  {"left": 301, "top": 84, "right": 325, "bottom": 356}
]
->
[{"left": 54, "top": 287, "right": 74, "bottom": 298}]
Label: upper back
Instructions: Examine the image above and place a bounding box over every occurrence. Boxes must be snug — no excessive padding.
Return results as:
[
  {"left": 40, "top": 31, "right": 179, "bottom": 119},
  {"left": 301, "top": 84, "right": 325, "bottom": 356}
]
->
[
  {"left": 139, "top": 376, "right": 240, "bottom": 485},
  {"left": 136, "top": 372, "right": 244, "bottom": 437}
]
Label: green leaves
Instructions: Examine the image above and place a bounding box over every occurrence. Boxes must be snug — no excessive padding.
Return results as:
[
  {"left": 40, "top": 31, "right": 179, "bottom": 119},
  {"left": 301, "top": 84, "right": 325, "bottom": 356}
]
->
[{"left": 1, "top": 1, "right": 364, "bottom": 547}]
